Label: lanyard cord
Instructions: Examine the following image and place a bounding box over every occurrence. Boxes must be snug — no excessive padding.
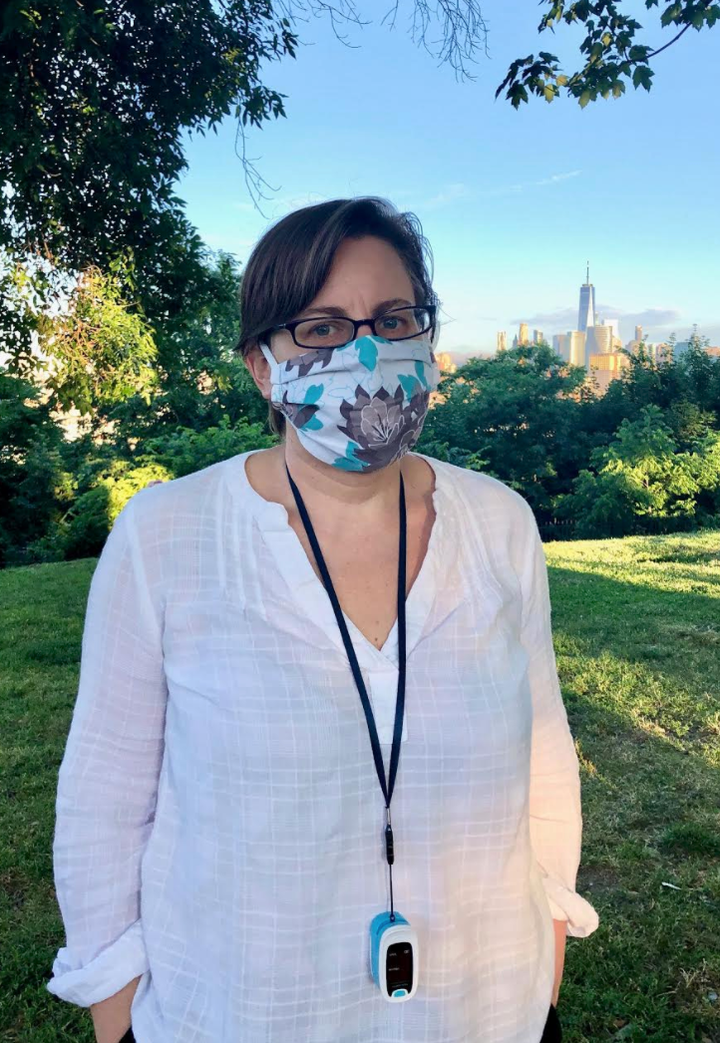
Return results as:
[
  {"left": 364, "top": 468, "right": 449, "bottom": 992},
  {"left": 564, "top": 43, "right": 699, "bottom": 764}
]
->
[{"left": 284, "top": 461, "right": 408, "bottom": 920}]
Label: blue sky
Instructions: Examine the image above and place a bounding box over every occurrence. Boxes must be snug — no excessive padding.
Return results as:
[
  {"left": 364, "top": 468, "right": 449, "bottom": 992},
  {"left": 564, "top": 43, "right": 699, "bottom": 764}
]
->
[{"left": 176, "top": 0, "right": 720, "bottom": 356}]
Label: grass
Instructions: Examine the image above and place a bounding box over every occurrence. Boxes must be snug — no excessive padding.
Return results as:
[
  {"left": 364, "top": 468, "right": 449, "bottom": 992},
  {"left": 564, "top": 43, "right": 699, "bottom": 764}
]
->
[{"left": 0, "top": 531, "right": 719, "bottom": 1042}]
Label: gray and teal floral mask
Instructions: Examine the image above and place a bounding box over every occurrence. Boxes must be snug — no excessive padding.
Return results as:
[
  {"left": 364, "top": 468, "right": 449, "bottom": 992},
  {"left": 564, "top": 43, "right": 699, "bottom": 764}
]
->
[{"left": 259, "top": 334, "right": 441, "bottom": 472}]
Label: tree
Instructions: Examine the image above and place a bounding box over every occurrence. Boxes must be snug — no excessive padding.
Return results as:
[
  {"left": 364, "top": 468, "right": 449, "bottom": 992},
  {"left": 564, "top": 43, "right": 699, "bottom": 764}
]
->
[
  {"left": 418, "top": 342, "right": 589, "bottom": 516},
  {"left": 0, "top": 0, "right": 302, "bottom": 356},
  {"left": 0, "top": 370, "right": 68, "bottom": 566},
  {"left": 102, "top": 249, "right": 271, "bottom": 452},
  {"left": 498, "top": 0, "right": 720, "bottom": 108},
  {"left": 553, "top": 404, "right": 706, "bottom": 537},
  {"left": 1, "top": 0, "right": 490, "bottom": 363},
  {"left": 36, "top": 261, "right": 159, "bottom": 420}
]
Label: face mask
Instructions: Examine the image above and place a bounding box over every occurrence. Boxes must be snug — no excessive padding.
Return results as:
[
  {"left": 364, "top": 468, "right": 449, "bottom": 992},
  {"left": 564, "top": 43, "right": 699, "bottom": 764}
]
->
[{"left": 258, "top": 333, "right": 441, "bottom": 472}]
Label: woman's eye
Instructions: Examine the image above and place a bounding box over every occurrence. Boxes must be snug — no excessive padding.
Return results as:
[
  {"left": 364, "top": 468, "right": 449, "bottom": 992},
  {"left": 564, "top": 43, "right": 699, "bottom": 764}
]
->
[{"left": 311, "top": 323, "right": 334, "bottom": 337}]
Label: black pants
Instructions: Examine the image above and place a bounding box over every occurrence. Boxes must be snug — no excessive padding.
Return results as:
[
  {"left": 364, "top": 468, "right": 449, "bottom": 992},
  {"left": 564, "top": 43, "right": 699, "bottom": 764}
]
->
[
  {"left": 542, "top": 1003, "right": 563, "bottom": 1042},
  {"left": 118, "top": 1004, "right": 561, "bottom": 1042}
]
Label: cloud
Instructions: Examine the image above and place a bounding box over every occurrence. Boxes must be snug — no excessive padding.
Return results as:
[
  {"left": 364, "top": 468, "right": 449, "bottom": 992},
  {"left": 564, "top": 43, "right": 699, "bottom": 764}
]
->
[
  {"left": 535, "top": 170, "right": 583, "bottom": 186},
  {"left": 503, "top": 304, "right": 720, "bottom": 346},
  {"left": 511, "top": 307, "right": 576, "bottom": 329},
  {"left": 421, "top": 183, "right": 470, "bottom": 210},
  {"left": 603, "top": 307, "right": 682, "bottom": 328},
  {"left": 479, "top": 170, "right": 582, "bottom": 198},
  {"left": 401, "top": 172, "right": 580, "bottom": 212},
  {"left": 513, "top": 305, "right": 683, "bottom": 335}
]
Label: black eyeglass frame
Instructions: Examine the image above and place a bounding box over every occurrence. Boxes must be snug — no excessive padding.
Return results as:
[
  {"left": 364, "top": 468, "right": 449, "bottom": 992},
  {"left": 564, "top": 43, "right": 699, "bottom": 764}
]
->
[{"left": 261, "top": 303, "right": 437, "bottom": 350}]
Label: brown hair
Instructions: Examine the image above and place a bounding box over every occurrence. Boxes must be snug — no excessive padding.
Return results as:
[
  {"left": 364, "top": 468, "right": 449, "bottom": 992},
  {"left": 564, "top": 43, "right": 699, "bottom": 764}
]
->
[{"left": 234, "top": 196, "right": 440, "bottom": 438}]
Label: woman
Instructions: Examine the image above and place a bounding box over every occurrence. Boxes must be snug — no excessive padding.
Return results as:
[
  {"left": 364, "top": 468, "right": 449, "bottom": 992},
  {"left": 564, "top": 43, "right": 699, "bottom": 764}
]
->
[{"left": 47, "top": 197, "right": 599, "bottom": 1043}]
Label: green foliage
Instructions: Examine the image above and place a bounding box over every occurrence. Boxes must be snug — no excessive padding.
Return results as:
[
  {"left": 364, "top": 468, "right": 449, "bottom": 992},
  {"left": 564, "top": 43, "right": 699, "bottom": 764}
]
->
[
  {"left": 0, "top": 0, "right": 298, "bottom": 358},
  {"left": 60, "top": 461, "right": 174, "bottom": 562},
  {"left": 37, "top": 265, "right": 160, "bottom": 416},
  {"left": 99, "top": 250, "right": 270, "bottom": 449},
  {"left": 417, "top": 342, "right": 591, "bottom": 515},
  {"left": 553, "top": 404, "right": 719, "bottom": 537},
  {"left": 0, "top": 372, "right": 67, "bottom": 567},
  {"left": 2, "top": 321, "right": 720, "bottom": 566},
  {"left": 139, "top": 414, "right": 277, "bottom": 478},
  {"left": 497, "top": 0, "right": 719, "bottom": 107}
]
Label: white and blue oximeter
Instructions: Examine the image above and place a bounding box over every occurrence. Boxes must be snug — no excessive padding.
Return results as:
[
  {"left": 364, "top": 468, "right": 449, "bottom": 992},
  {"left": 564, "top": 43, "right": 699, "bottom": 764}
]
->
[{"left": 370, "top": 911, "right": 419, "bottom": 1002}]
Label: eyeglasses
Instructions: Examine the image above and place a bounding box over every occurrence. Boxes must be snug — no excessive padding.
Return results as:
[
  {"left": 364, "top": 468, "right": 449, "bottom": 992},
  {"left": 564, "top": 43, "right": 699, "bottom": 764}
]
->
[{"left": 263, "top": 304, "right": 436, "bottom": 351}]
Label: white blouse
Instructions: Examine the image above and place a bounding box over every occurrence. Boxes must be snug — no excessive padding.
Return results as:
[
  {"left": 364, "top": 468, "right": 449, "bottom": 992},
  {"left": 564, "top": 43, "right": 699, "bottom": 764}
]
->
[{"left": 47, "top": 449, "right": 599, "bottom": 1043}]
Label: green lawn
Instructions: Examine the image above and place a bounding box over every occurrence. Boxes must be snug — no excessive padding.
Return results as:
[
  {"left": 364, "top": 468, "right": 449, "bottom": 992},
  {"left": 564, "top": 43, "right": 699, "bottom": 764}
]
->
[{"left": 1, "top": 531, "right": 719, "bottom": 1042}]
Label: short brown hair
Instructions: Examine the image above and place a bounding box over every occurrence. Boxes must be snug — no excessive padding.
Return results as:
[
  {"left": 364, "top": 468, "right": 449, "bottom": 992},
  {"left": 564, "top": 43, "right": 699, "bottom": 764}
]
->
[{"left": 235, "top": 196, "right": 439, "bottom": 438}]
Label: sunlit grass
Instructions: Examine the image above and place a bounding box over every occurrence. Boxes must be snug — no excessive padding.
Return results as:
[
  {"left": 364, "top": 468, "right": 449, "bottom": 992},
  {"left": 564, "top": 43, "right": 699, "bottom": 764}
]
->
[{"left": 0, "top": 530, "right": 718, "bottom": 1041}]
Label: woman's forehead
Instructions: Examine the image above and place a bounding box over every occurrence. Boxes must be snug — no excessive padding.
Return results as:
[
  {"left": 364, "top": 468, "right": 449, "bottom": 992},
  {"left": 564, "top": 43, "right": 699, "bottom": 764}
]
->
[{"left": 310, "top": 237, "right": 415, "bottom": 307}]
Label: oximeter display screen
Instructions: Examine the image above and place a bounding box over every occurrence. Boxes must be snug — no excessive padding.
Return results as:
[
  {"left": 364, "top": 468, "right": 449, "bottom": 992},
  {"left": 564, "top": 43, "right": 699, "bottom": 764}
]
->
[{"left": 386, "top": 942, "right": 413, "bottom": 993}]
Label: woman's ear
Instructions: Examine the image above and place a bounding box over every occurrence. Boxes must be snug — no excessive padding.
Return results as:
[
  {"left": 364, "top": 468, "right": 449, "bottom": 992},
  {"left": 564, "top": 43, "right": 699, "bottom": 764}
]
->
[{"left": 243, "top": 341, "right": 272, "bottom": 402}]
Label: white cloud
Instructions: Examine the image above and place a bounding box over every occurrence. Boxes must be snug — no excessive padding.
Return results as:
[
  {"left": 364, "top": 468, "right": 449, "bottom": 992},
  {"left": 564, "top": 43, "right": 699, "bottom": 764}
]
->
[
  {"left": 420, "top": 183, "right": 470, "bottom": 210},
  {"left": 508, "top": 304, "right": 700, "bottom": 342},
  {"left": 478, "top": 169, "right": 582, "bottom": 197},
  {"left": 535, "top": 170, "right": 582, "bottom": 186}
]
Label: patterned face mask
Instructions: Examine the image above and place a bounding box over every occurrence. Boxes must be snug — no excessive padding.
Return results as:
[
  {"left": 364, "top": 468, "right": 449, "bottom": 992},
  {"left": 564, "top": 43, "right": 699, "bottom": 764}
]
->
[{"left": 258, "top": 334, "right": 441, "bottom": 472}]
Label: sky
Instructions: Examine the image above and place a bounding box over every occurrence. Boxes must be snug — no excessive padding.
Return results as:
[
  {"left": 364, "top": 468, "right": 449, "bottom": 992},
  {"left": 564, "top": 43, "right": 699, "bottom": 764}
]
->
[{"left": 175, "top": 0, "right": 720, "bottom": 358}]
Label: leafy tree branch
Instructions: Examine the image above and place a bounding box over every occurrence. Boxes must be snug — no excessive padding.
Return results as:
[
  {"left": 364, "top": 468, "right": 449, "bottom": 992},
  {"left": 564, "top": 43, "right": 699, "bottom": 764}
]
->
[{"left": 496, "top": 0, "right": 719, "bottom": 108}]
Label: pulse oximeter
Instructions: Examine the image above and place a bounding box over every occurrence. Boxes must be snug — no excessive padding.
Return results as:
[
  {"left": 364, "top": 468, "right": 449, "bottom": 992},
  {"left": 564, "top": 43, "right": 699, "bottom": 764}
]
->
[{"left": 370, "top": 911, "right": 419, "bottom": 1001}]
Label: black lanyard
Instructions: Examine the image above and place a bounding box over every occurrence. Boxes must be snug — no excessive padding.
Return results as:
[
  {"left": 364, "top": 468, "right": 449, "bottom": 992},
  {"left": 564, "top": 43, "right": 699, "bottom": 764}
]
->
[{"left": 285, "top": 461, "right": 407, "bottom": 920}]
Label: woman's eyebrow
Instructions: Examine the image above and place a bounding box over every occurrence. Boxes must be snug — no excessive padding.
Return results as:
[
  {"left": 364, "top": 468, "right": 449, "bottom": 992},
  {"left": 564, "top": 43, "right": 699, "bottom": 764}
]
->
[{"left": 296, "top": 297, "right": 413, "bottom": 319}]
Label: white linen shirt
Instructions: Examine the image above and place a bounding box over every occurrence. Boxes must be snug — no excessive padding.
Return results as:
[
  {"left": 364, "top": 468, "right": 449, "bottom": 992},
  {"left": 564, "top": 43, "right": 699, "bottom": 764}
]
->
[{"left": 47, "top": 449, "right": 599, "bottom": 1043}]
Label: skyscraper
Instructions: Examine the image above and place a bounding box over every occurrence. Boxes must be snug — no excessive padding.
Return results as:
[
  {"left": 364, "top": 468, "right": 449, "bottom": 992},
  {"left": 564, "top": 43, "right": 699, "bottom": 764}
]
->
[
  {"left": 553, "top": 333, "right": 569, "bottom": 360},
  {"left": 518, "top": 322, "right": 529, "bottom": 346},
  {"left": 585, "top": 324, "right": 613, "bottom": 356},
  {"left": 567, "top": 330, "right": 587, "bottom": 368},
  {"left": 533, "top": 329, "right": 544, "bottom": 345},
  {"left": 497, "top": 331, "right": 507, "bottom": 352},
  {"left": 600, "top": 317, "right": 620, "bottom": 341},
  {"left": 577, "top": 262, "right": 596, "bottom": 333}
]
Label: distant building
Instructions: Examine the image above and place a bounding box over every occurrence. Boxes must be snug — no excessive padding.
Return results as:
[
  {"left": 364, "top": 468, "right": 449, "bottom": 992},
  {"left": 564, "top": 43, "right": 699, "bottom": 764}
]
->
[
  {"left": 599, "top": 317, "right": 620, "bottom": 341},
  {"left": 429, "top": 352, "right": 457, "bottom": 408},
  {"left": 553, "top": 333, "right": 569, "bottom": 360},
  {"left": 588, "top": 351, "right": 631, "bottom": 393},
  {"left": 518, "top": 322, "right": 530, "bottom": 346},
  {"left": 635, "top": 325, "right": 644, "bottom": 343},
  {"left": 585, "top": 324, "right": 613, "bottom": 357},
  {"left": 533, "top": 329, "right": 544, "bottom": 344},
  {"left": 577, "top": 263, "right": 596, "bottom": 333},
  {"left": 435, "top": 352, "right": 457, "bottom": 375},
  {"left": 497, "top": 331, "right": 507, "bottom": 352},
  {"left": 567, "top": 330, "right": 587, "bottom": 368}
]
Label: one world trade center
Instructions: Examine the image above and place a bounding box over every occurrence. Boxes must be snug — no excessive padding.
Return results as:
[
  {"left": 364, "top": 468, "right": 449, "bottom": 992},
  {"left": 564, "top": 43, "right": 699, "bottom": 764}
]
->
[{"left": 578, "top": 263, "right": 596, "bottom": 333}]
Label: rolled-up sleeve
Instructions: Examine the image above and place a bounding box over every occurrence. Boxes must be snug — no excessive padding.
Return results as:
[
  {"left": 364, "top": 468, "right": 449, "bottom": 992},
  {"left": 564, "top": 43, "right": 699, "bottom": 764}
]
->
[
  {"left": 518, "top": 502, "right": 600, "bottom": 940},
  {"left": 46, "top": 491, "right": 167, "bottom": 1006}
]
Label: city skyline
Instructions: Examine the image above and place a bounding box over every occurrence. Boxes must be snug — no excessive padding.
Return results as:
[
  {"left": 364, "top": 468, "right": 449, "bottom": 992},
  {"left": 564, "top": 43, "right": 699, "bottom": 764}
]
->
[
  {"left": 174, "top": 1, "right": 719, "bottom": 355},
  {"left": 491, "top": 265, "right": 719, "bottom": 393}
]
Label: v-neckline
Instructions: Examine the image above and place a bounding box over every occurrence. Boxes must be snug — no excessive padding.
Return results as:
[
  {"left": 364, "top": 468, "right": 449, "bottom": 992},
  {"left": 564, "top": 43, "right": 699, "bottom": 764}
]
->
[{"left": 230, "top": 449, "right": 448, "bottom": 670}]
